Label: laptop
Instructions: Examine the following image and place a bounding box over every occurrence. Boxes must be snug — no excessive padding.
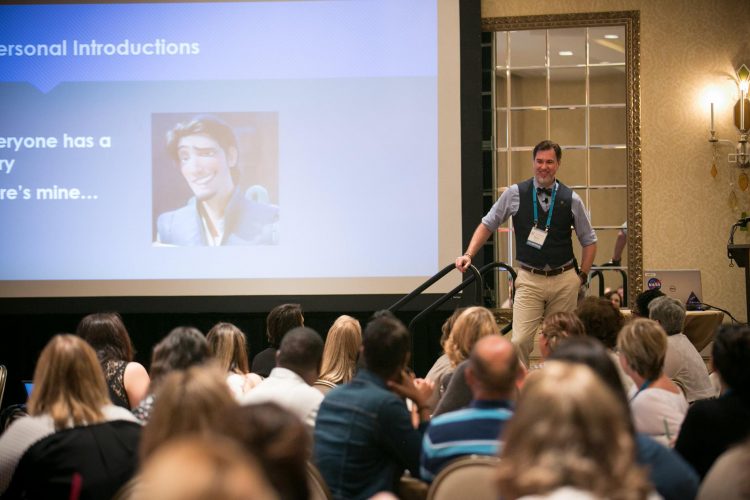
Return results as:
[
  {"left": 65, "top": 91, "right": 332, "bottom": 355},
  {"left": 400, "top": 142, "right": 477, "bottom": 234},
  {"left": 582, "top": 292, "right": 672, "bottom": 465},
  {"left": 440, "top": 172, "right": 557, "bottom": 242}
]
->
[{"left": 643, "top": 269, "right": 703, "bottom": 309}]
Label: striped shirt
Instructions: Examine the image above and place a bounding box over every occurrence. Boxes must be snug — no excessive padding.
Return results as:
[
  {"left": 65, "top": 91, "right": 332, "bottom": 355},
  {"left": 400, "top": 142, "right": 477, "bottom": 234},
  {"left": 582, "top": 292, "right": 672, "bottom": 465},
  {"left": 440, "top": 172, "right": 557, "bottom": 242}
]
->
[{"left": 420, "top": 399, "right": 513, "bottom": 482}]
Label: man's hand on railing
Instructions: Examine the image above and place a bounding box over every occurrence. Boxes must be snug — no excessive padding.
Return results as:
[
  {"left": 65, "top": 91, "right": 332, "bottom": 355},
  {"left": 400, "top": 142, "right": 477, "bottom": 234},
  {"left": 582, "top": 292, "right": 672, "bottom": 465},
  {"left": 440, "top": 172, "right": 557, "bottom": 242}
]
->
[
  {"left": 455, "top": 254, "right": 472, "bottom": 273},
  {"left": 600, "top": 259, "right": 621, "bottom": 267}
]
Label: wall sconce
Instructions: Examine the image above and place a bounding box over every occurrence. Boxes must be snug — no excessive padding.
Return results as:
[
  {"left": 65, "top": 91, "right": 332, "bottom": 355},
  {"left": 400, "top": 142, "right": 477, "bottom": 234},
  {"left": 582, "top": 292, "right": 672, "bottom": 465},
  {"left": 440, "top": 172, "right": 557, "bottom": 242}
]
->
[{"left": 710, "top": 64, "right": 750, "bottom": 209}]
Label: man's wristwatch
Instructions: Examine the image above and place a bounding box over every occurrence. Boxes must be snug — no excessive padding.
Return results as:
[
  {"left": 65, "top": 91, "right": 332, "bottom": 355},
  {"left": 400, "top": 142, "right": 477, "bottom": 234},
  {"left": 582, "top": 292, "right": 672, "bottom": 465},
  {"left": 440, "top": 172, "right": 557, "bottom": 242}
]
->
[{"left": 578, "top": 271, "right": 588, "bottom": 285}]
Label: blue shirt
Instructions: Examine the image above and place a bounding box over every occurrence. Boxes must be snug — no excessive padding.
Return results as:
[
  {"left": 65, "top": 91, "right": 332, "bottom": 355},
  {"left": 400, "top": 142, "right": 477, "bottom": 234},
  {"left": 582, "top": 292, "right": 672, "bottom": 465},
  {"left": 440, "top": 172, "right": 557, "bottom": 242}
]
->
[
  {"left": 481, "top": 180, "right": 597, "bottom": 247},
  {"left": 313, "top": 369, "right": 428, "bottom": 500},
  {"left": 420, "top": 399, "right": 513, "bottom": 482},
  {"left": 635, "top": 433, "right": 699, "bottom": 500}
]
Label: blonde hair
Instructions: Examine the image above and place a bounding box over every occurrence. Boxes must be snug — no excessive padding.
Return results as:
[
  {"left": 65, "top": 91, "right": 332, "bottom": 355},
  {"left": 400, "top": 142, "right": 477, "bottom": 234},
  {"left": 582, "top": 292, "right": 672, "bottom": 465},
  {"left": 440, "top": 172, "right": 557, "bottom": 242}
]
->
[
  {"left": 445, "top": 306, "right": 499, "bottom": 366},
  {"left": 319, "top": 315, "right": 362, "bottom": 384},
  {"left": 616, "top": 318, "right": 667, "bottom": 381},
  {"left": 540, "top": 312, "right": 585, "bottom": 355},
  {"left": 206, "top": 322, "right": 250, "bottom": 374},
  {"left": 28, "top": 334, "right": 110, "bottom": 430},
  {"left": 140, "top": 363, "right": 237, "bottom": 461},
  {"left": 135, "top": 435, "right": 278, "bottom": 500},
  {"left": 497, "top": 362, "right": 651, "bottom": 499}
]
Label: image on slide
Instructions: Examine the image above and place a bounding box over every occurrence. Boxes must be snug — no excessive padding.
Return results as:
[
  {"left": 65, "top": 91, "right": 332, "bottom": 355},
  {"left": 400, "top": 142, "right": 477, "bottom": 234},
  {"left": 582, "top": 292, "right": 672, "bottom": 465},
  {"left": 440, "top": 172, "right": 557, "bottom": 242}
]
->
[{"left": 152, "top": 112, "right": 279, "bottom": 247}]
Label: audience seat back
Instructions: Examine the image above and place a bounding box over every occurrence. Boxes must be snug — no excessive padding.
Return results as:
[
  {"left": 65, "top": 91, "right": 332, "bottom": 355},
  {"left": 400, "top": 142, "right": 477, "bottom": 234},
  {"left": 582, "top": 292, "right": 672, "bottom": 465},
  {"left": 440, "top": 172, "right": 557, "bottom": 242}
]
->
[
  {"left": 306, "top": 460, "right": 332, "bottom": 500},
  {"left": 426, "top": 455, "right": 501, "bottom": 500}
]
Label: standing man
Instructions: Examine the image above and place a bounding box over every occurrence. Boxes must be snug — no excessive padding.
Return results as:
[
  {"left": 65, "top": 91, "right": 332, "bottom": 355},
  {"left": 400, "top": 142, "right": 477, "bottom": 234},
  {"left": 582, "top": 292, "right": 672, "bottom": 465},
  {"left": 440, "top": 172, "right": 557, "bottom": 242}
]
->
[{"left": 455, "top": 140, "right": 597, "bottom": 365}]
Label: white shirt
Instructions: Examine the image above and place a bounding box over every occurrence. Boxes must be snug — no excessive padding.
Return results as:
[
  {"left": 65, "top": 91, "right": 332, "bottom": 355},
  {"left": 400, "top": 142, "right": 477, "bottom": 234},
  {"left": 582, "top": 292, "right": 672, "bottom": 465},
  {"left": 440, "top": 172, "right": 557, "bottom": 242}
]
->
[
  {"left": 663, "top": 333, "right": 716, "bottom": 402},
  {"left": 239, "top": 367, "right": 323, "bottom": 430},
  {"left": 226, "top": 372, "right": 263, "bottom": 400},
  {"left": 630, "top": 387, "right": 688, "bottom": 447}
]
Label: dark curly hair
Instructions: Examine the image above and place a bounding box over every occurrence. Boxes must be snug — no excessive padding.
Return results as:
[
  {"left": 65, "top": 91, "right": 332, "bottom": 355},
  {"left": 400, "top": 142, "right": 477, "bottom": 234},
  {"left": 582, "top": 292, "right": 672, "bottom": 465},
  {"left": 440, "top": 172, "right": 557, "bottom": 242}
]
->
[{"left": 575, "top": 296, "right": 624, "bottom": 349}]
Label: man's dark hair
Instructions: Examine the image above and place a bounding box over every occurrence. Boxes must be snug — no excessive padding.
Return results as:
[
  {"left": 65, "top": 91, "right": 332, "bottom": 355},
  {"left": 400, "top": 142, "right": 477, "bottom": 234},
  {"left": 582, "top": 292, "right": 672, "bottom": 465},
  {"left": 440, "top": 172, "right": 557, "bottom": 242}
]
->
[
  {"left": 166, "top": 115, "right": 238, "bottom": 164},
  {"left": 367, "top": 309, "right": 397, "bottom": 323},
  {"left": 633, "top": 288, "right": 665, "bottom": 317},
  {"left": 266, "top": 303, "right": 304, "bottom": 347},
  {"left": 362, "top": 316, "right": 410, "bottom": 380},
  {"left": 712, "top": 324, "right": 750, "bottom": 396},
  {"left": 532, "top": 140, "right": 562, "bottom": 162},
  {"left": 277, "top": 327, "right": 323, "bottom": 375},
  {"left": 575, "top": 296, "right": 623, "bottom": 349},
  {"left": 149, "top": 326, "right": 209, "bottom": 387}
]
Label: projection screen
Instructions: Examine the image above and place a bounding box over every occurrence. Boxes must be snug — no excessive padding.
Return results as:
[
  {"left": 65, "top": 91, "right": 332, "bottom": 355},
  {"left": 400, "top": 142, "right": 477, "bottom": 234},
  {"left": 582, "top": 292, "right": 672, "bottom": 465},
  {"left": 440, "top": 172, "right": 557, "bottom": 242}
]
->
[{"left": 0, "top": 0, "right": 469, "bottom": 300}]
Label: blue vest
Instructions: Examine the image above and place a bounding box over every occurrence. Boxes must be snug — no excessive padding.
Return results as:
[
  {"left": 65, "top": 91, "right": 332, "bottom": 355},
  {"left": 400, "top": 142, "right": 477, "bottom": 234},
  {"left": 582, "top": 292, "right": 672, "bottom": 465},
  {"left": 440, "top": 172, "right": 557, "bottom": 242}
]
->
[{"left": 514, "top": 178, "right": 575, "bottom": 268}]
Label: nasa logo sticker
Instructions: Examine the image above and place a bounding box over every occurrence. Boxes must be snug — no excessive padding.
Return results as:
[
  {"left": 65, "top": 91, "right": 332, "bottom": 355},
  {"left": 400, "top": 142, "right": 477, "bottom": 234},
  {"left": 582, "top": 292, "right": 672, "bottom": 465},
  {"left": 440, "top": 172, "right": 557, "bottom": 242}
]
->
[{"left": 647, "top": 278, "right": 662, "bottom": 290}]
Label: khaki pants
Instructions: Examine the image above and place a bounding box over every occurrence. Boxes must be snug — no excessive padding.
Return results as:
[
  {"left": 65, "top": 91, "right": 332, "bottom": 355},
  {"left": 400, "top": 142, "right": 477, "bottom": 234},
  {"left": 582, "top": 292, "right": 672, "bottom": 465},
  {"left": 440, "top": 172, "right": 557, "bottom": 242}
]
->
[{"left": 511, "top": 267, "right": 581, "bottom": 366}]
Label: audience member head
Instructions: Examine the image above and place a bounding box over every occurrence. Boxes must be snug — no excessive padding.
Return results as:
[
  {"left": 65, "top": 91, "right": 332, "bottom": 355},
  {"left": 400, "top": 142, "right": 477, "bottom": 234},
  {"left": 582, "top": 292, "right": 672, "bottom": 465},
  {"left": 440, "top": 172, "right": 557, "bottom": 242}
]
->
[
  {"left": 496, "top": 362, "right": 650, "bottom": 499},
  {"left": 439, "top": 307, "right": 466, "bottom": 350},
  {"left": 616, "top": 318, "right": 668, "bottom": 382},
  {"left": 266, "top": 304, "right": 304, "bottom": 348},
  {"left": 28, "top": 334, "right": 110, "bottom": 430},
  {"left": 466, "top": 335, "right": 520, "bottom": 400},
  {"left": 603, "top": 290, "right": 622, "bottom": 309},
  {"left": 633, "top": 288, "right": 665, "bottom": 317},
  {"left": 319, "top": 315, "right": 362, "bottom": 385},
  {"left": 135, "top": 436, "right": 278, "bottom": 500},
  {"left": 140, "top": 364, "right": 237, "bottom": 461},
  {"left": 276, "top": 326, "right": 324, "bottom": 385},
  {"left": 648, "top": 296, "right": 685, "bottom": 336},
  {"left": 149, "top": 326, "right": 209, "bottom": 389},
  {"left": 76, "top": 311, "right": 134, "bottom": 364},
  {"left": 362, "top": 316, "right": 411, "bottom": 381},
  {"left": 532, "top": 139, "right": 562, "bottom": 162},
  {"left": 548, "top": 336, "right": 632, "bottom": 427},
  {"left": 219, "top": 403, "right": 310, "bottom": 500},
  {"left": 575, "top": 296, "right": 623, "bottom": 349},
  {"left": 444, "top": 306, "right": 499, "bottom": 367},
  {"left": 206, "top": 322, "right": 250, "bottom": 374},
  {"left": 368, "top": 309, "right": 398, "bottom": 322},
  {"left": 538, "top": 312, "right": 585, "bottom": 359},
  {"left": 712, "top": 324, "right": 750, "bottom": 397}
]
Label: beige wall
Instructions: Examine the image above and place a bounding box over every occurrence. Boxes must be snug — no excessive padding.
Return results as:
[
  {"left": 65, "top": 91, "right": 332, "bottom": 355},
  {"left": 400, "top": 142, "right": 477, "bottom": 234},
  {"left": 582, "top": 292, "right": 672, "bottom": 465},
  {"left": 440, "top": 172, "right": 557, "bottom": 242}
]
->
[{"left": 483, "top": 0, "right": 750, "bottom": 322}]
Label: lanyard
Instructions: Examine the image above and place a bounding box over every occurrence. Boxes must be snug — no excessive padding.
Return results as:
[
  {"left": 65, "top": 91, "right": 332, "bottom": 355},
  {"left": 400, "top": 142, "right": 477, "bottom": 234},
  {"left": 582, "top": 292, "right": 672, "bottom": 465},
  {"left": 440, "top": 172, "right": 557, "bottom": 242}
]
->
[
  {"left": 532, "top": 183, "right": 557, "bottom": 230},
  {"left": 629, "top": 379, "right": 652, "bottom": 402}
]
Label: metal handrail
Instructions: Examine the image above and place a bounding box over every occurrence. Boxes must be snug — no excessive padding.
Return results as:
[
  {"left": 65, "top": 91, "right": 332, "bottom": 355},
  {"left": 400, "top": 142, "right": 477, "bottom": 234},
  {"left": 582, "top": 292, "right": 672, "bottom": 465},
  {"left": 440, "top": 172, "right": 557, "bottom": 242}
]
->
[
  {"left": 589, "top": 266, "right": 629, "bottom": 307},
  {"left": 405, "top": 262, "right": 517, "bottom": 331},
  {"left": 388, "top": 263, "right": 483, "bottom": 313},
  {"left": 477, "top": 261, "right": 517, "bottom": 299}
]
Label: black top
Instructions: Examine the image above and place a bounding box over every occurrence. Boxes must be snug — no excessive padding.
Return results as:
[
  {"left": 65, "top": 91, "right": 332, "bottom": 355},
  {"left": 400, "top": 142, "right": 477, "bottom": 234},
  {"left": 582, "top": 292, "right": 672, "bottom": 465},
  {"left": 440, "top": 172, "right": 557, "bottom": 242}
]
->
[
  {"left": 4, "top": 420, "right": 141, "bottom": 500},
  {"left": 103, "top": 360, "right": 130, "bottom": 409},
  {"left": 514, "top": 178, "right": 575, "bottom": 269},
  {"left": 251, "top": 347, "right": 277, "bottom": 378},
  {"left": 674, "top": 391, "right": 750, "bottom": 478}
]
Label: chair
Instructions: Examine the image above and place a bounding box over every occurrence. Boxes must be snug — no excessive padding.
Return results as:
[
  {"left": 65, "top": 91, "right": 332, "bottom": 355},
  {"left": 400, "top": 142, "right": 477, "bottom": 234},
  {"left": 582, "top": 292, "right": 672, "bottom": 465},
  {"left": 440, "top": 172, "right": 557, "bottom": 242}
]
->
[
  {"left": 426, "top": 455, "right": 501, "bottom": 500},
  {"left": 313, "top": 379, "right": 337, "bottom": 396},
  {"left": 0, "top": 365, "right": 6, "bottom": 409},
  {"left": 306, "top": 461, "right": 332, "bottom": 500}
]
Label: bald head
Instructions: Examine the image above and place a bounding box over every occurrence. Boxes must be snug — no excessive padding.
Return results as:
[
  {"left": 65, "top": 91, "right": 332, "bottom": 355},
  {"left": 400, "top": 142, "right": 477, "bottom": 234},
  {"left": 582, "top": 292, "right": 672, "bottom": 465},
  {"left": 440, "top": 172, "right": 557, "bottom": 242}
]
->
[{"left": 466, "top": 335, "right": 519, "bottom": 400}]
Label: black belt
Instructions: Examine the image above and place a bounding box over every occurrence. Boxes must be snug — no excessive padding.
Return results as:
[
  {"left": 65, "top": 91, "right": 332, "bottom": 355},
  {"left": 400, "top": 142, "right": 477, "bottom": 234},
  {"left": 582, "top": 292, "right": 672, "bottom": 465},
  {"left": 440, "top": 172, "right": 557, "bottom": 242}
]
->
[{"left": 520, "top": 263, "right": 575, "bottom": 277}]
